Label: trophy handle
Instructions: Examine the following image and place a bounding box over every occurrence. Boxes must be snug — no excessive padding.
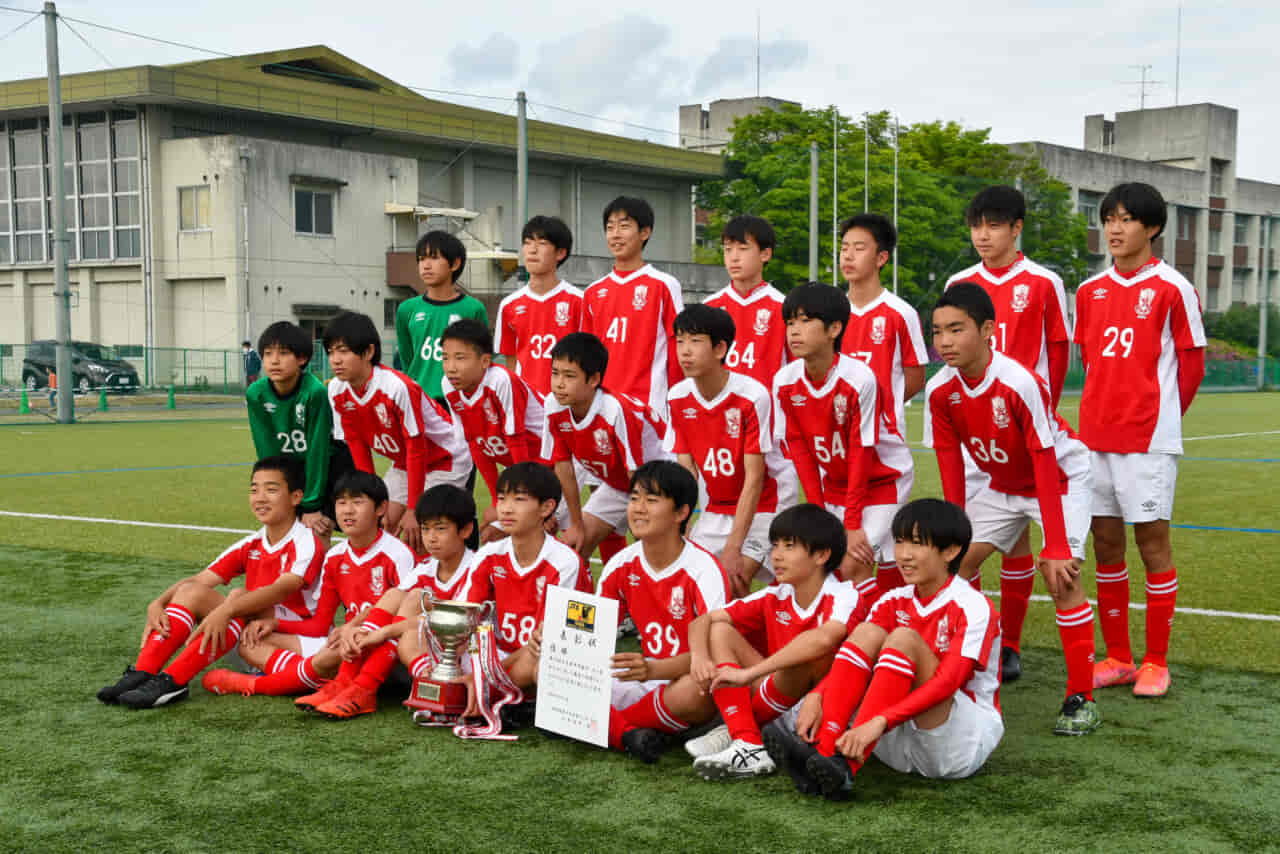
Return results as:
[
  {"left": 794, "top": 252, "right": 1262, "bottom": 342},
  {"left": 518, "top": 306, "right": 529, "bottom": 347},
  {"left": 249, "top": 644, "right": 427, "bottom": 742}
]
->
[
  {"left": 419, "top": 587, "right": 436, "bottom": 615},
  {"left": 475, "top": 600, "right": 494, "bottom": 627}
]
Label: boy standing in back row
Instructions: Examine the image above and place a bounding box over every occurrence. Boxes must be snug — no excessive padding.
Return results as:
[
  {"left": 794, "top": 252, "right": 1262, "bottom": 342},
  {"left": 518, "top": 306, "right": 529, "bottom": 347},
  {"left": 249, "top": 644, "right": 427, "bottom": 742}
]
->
[
  {"left": 396, "top": 231, "right": 489, "bottom": 406},
  {"left": 703, "top": 215, "right": 790, "bottom": 388}
]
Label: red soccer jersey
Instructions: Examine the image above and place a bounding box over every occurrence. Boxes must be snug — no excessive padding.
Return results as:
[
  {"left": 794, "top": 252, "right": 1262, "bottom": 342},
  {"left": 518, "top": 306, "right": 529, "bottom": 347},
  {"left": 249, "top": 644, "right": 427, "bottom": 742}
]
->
[
  {"left": 724, "top": 574, "right": 865, "bottom": 656},
  {"left": 541, "top": 388, "right": 669, "bottom": 493},
  {"left": 923, "top": 351, "right": 1089, "bottom": 498},
  {"left": 946, "top": 254, "right": 1070, "bottom": 386},
  {"left": 443, "top": 364, "right": 545, "bottom": 498},
  {"left": 206, "top": 520, "right": 324, "bottom": 621},
  {"left": 1073, "top": 260, "right": 1206, "bottom": 454},
  {"left": 397, "top": 549, "right": 478, "bottom": 602},
  {"left": 581, "top": 264, "right": 684, "bottom": 414},
  {"left": 773, "top": 355, "right": 907, "bottom": 510},
  {"left": 596, "top": 540, "right": 730, "bottom": 659},
  {"left": 840, "top": 289, "right": 928, "bottom": 437},
  {"left": 494, "top": 281, "right": 585, "bottom": 397},
  {"left": 280, "top": 530, "right": 416, "bottom": 635},
  {"left": 703, "top": 282, "right": 789, "bottom": 388},
  {"left": 665, "top": 372, "right": 787, "bottom": 514},
  {"left": 867, "top": 576, "right": 1001, "bottom": 716},
  {"left": 462, "top": 535, "right": 589, "bottom": 656},
  {"left": 328, "top": 365, "right": 463, "bottom": 474}
]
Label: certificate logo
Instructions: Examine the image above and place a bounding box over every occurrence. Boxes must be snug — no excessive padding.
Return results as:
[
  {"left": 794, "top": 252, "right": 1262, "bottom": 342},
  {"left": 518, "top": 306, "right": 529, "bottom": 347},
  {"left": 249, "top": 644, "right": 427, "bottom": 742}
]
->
[{"left": 565, "top": 599, "right": 598, "bottom": 632}]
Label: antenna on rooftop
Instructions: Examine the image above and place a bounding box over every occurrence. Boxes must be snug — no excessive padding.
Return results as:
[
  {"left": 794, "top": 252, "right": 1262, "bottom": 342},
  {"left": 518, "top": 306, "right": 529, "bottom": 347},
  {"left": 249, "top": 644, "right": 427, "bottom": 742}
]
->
[
  {"left": 1174, "top": 4, "right": 1182, "bottom": 105},
  {"left": 1125, "top": 64, "right": 1164, "bottom": 110}
]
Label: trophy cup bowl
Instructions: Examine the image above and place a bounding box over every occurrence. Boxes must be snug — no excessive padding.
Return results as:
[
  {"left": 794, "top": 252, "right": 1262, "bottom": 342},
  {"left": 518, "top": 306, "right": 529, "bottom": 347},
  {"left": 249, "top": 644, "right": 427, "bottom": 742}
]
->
[{"left": 404, "top": 597, "right": 484, "bottom": 716}]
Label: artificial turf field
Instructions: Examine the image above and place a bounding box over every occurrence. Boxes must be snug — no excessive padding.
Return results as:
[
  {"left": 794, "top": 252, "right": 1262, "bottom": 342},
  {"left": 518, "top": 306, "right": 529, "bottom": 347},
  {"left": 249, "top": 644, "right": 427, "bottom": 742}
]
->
[{"left": 1, "top": 394, "right": 1278, "bottom": 853}]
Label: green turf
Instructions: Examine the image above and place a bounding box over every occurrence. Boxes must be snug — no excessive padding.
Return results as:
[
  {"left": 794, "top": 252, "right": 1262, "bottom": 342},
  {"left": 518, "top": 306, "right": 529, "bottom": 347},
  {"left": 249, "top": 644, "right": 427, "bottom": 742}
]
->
[{"left": 1, "top": 394, "right": 1279, "bottom": 852}]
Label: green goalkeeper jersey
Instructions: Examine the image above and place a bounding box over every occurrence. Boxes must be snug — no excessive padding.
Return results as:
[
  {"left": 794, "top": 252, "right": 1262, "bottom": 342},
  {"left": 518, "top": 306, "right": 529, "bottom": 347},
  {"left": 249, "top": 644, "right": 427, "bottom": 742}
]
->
[
  {"left": 396, "top": 290, "right": 488, "bottom": 401},
  {"left": 245, "top": 372, "right": 334, "bottom": 514}
]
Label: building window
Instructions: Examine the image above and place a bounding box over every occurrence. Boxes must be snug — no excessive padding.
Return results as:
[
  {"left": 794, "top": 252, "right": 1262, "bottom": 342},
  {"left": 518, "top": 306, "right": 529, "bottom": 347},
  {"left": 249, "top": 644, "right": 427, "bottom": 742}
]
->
[
  {"left": 179, "top": 185, "right": 211, "bottom": 231},
  {"left": 1077, "top": 191, "right": 1102, "bottom": 228},
  {"left": 383, "top": 297, "right": 403, "bottom": 329},
  {"left": 1231, "top": 268, "right": 1247, "bottom": 303},
  {"left": 112, "top": 119, "right": 140, "bottom": 258},
  {"left": 77, "top": 118, "right": 111, "bottom": 260},
  {"left": 1234, "top": 215, "right": 1250, "bottom": 246},
  {"left": 295, "top": 188, "right": 334, "bottom": 236},
  {"left": 1178, "top": 208, "right": 1196, "bottom": 241},
  {"left": 1205, "top": 286, "right": 1219, "bottom": 312},
  {"left": 1208, "top": 228, "right": 1221, "bottom": 254},
  {"left": 12, "top": 130, "right": 44, "bottom": 262},
  {"left": 0, "top": 133, "right": 8, "bottom": 264},
  {"left": 1210, "top": 160, "right": 1226, "bottom": 196}
]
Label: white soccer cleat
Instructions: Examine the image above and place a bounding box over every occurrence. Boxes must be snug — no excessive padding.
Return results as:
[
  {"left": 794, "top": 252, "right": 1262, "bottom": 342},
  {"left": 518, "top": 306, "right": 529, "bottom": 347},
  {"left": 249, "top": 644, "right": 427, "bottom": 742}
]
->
[
  {"left": 683, "top": 723, "right": 732, "bottom": 758},
  {"left": 692, "top": 738, "right": 777, "bottom": 781}
]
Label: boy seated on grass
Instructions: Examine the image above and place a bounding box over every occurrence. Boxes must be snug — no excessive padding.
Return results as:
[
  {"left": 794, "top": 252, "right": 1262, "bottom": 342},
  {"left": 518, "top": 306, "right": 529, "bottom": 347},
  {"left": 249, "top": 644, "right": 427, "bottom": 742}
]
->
[
  {"left": 97, "top": 457, "right": 325, "bottom": 709},
  {"left": 199, "top": 470, "right": 415, "bottom": 718},
  {"left": 791, "top": 499, "right": 1003, "bottom": 801},
  {"left": 595, "top": 461, "right": 731, "bottom": 762}
]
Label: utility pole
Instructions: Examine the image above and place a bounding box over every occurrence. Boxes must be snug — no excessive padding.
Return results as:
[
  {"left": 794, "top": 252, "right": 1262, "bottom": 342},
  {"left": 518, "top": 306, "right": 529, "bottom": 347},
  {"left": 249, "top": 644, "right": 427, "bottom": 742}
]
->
[
  {"left": 831, "top": 110, "right": 838, "bottom": 286},
  {"left": 863, "top": 113, "right": 869, "bottom": 213},
  {"left": 892, "top": 115, "right": 899, "bottom": 294},
  {"left": 1260, "top": 213, "right": 1272, "bottom": 391},
  {"left": 45, "top": 2, "right": 72, "bottom": 423},
  {"left": 809, "top": 141, "right": 818, "bottom": 281},
  {"left": 516, "top": 90, "right": 528, "bottom": 278},
  {"left": 1175, "top": 5, "right": 1182, "bottom": 105}
]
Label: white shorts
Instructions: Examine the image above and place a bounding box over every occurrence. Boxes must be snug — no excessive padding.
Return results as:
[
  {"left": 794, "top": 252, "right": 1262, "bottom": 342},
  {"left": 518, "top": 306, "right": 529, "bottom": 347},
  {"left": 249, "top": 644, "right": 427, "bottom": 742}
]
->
[
  {"left": 1089, "top": 451, "right": 1178, "bottom": 523},
  {"left": 272, "top": 605, "right": 329, "bottom": 657},
  {"left": 873, "top": 691, "right": 1003, "bottom": 780},
  {"left": 968, "top": 474, "right": 1092, "bottom": 561},
  {"left": 825, "top": 500, "right": 901, "bottom": 568},
  {"left": 384, "top": 462, "right": 473, "bottom": 506},
  {"left": 689, "top": 509, "right": 776, "bottom": 581},
  {"left": 583, "top": 483, "right": 630, "bottom": 534},
  {"left": 611, "top": 677, "right": 667, "bottom": 711}
]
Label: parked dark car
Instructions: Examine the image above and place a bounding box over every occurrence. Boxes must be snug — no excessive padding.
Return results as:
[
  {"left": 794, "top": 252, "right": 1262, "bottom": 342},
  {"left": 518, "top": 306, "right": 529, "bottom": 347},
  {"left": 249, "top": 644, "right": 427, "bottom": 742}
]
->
[{"left": 22, "top": 340, "right": 140, "bottom": 394}]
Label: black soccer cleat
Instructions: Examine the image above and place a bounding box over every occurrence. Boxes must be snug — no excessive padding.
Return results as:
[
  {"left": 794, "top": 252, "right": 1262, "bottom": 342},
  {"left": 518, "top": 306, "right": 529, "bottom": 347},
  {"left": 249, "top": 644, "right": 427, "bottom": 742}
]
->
[
  {"left": 762, "top": 720, "right": 821, "bottom": 796},
  {"left": 616, "top": 616, "right": 638, "bottom": 641},
  {"left": 97, "top": 666, "right": 152, "bottom": 704},
  {"left": 806, "top": 751, "right": 855, "bottom": 801},
  {"left": 118, "top": 672, "right": 189, "bottom": 709},
  {"left": 621, "top": 727, "right": 667, "bottom": 764},
  {"left": 1000, "top": 646, "right": 1022, "bottom": 684},
  {"left": 498, "top": 700, "right": 537, "bottom": 731}
]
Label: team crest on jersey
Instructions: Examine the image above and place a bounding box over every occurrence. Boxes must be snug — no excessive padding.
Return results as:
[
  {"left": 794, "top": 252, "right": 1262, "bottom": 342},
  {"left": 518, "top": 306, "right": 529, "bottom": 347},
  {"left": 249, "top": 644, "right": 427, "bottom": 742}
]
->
[
  {"left": 991, "top": 396, "right": 1010, "bottom": 429},
  {"left": 936, "top": 614, "right": 951, "bottom": 653},
  {"left": 833, "top": 393, "right": 849, "bottom": 426},
  {"left": 774, "top": 610, "right": 793, "bottom": 625},
  {"left": 482, "top": 399, "right": 499, "bottom": 424},
  {"left": 753, "top": 308, "right": 772, "bottom": 335},
  {"left": 668, "top": 587, "right": 687, "bottom": 620},
  {"left": 870, "top": 316, "right": 887, "bottom": 345},
  {"left": 725, "top": 408, "right": 741, "bottom": 439},
  {"left": 593, "top": 428, "right": 612, "bottom": 456},
  {"left": 555, "top": 301, "right": 571, "bottom": 327},
  {"left": 375, "top": 403, "right": 392, "bottom": 428},
  {"left": 295, "top": 403, "right": 306, "bottom": 425},
  {"left": 1135, "top": 287, "right": 1156, "bottom": 319},
  {"left": 632, "top": 285, "right": 648, "bottom": 310},
  {"left": 949, "top": 391, "right": 962, "bottom": 406},
  {"left": 535, "top": 575, "right": 547, "bottom": 601},
  {"left": 1011, "top": 283, "right": 1030, "bottom": 312},
  {"left": 370, "top": 566, "right": 385, "bottom": 596}
]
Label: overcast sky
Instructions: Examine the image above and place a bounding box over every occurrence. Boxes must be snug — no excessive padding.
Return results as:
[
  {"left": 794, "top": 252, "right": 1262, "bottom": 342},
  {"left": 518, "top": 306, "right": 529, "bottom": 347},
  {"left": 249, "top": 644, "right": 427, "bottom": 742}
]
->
[{"left": 2, "top": 1, "right": 1278, "bottom": 184}]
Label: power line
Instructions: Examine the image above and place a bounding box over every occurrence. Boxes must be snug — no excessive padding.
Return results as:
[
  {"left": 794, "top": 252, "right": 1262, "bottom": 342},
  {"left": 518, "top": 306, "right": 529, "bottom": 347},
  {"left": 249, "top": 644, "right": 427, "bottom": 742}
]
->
[
  {"left": 58, "top": 13, "right": 231, "bottom": 57},
  {"left": 58, "top": 17, "right": 112, "bottom": 68},
  {"left": 0, "top": 9, "right": 37, "bottom": 43}
]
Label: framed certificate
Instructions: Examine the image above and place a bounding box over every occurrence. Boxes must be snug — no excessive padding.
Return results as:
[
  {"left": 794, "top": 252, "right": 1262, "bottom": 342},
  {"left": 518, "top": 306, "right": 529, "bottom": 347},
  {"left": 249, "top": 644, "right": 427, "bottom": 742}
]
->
[{"left": 535, "top": 585, "right": 619, "bottom": 746}]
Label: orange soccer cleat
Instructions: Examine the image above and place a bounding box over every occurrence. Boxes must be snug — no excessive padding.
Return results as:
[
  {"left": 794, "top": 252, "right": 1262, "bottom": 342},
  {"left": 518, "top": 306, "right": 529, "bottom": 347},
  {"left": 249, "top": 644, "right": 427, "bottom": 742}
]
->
[
  {"left": 1132, "top": 662, "right": 1171, "bottom": 698},
  {"left": 201, "top": 669, "right": 258, "bottom": 697},
  {"left": 316, "top": 684, "right": 378, "bottom": 719},
  {"left": 294, "top": 678, "right": 348, "bottom": 712},
  {"left": 1092, "top": 656, "right": 1137, "bottom": 690}
]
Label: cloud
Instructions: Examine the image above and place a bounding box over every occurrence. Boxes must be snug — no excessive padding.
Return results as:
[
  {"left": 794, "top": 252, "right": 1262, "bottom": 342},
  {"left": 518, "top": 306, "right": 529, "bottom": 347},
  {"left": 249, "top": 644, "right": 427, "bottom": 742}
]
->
[
  {"left": 447, "top": 33, "right": 520, "bottom": 84},
  {"left": 691, "top": 37, "right": 808, "bottom": 98}
]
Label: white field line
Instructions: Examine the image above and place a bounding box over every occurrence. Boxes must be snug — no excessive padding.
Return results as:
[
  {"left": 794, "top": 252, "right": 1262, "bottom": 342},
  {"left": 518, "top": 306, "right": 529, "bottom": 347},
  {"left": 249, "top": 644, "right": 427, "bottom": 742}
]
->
[
  {"left": 1184, "top": 430, "right": 1280, "bottom": 442},
  {"left": 1, "top": 509, "right": 1275, "bottom": 623}
]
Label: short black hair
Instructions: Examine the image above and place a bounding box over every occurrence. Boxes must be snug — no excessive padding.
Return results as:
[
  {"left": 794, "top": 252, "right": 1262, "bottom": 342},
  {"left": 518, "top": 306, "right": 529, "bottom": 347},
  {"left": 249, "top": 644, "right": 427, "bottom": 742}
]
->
[
  {"left": 602, "top": 196, "right": 655, "bottom": 246},
  {"left": 1099, "top": 182, "right": 1167, "bottom": 239},
  {"left": 416, "top": 230, "right": 467, "bottom": 281},
  {"left": 496, "top": 462, "right": 562, "bottom": 518},
  {"left": 322, "top": 311, "right": 381, "bottom": 366},
  {"left": 781, "top": 282, "right": 851, "bottom": 351},
  {"left": 891, "top": 498, "right": 972, "bottom": 575},
  {"left": 672, "top": 304, "right": 735, "bottom": 362},
  {"left": 838, "top": 213, "right": 897, "bottom": 255},
  {"left": 630, "top": 460, "right": 699, "bottom": 535},
  {"left": 965, "top": 185, "right": 1026, "bottom": 228},
  {"left": 934, "top": 282, "right": 996, "bottom": 329},
  {"left": 440, "top": 318, "right": 494, "bottom": 357},
  {"left": 722, "top": 215, "right": 777, "bottom": 253},
  {"left": 768, "top": 504, "right": 847, "bottom": 575},
  {"left": 522, "top": 215, "right": 573, "bottom": 267},
  {"left": 257, "top": 321, "right": 313, "bottom": 369},
  {"left": 415, "top": 484, "right": 479, "bottom": 551},
  {"left": 332, "top": 470, "right": 389, "bottom": 509},
  {"left": 242, "top": 340, "right": 252, "bottom": 348},
  {"left": 550, "top": 332, "right": 608, "bottom": 383},
  {"left": 252, "top": 455, "right": 305, "bottom": 495}
]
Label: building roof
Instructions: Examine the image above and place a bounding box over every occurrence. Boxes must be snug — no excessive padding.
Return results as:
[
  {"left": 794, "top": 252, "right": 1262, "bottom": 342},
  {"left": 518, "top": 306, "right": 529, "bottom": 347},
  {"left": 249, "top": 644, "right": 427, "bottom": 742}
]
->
[{"left": 0, "top": 45, "right": 723, "bottom": 180}]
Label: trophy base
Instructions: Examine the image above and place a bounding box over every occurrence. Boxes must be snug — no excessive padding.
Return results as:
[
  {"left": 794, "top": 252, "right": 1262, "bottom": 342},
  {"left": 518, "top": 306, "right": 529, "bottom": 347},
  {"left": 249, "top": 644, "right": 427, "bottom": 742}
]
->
[{"left": 403, "top": 677, "right": 468, "bottom": 716}]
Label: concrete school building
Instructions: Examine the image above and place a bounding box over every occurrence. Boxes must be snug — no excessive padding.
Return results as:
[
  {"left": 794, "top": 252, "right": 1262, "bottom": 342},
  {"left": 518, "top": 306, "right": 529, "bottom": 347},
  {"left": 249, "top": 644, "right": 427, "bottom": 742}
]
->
[
  {"left": 0, "top": 46, "right": 723, "bottom": 359},
  {"left": 1014, "top": 103, "right": 1280, "bottom": 312}
]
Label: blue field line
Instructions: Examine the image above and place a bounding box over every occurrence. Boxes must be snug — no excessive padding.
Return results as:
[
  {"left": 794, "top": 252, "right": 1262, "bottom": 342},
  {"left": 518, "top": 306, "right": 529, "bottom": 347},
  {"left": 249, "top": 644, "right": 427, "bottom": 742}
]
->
[
  {"left": 1171, "top": 523, "right": 1280, "bottom": 534},
  {"left": 0, "top": 462, "right": 251, "bottom": 479}
]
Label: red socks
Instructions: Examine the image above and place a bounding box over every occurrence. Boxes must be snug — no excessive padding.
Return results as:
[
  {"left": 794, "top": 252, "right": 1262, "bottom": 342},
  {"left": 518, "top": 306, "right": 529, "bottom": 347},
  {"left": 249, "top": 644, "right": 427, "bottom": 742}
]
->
[
  {"left": 1095, "top": 562, "right": 1133, "bottom": 664},
  {"left": 999, "top": 554, "right": 1036, "bottom": 653},
  {"left": 607, "top": 684, "right": 691, "bottom": 750},
  {"left": 711, "top": 664, "right": 761, "bottom": 745},
  {"left": 750, "top": 675, "right": 800, "bottom": 726},
  {"left": 816, "top": 642, "right": 874, "bottom": 756},
  {"left": 844, "top": 647, "right": 916, "bottom": 772},
  {"left": 355, "top": 639, "right": 400, "bottom": 691},
  {"left": 163, "top": 618, "right": 244, "bottom": 685},
  {"left": 409, "top": 654, "right": 434, "bottom": 681},
  {"left": 251, "top": 650, "right": 326, "bottom": 696},
  {"left": 135, "top": 604, "right": 195, "bottom": 674},
  {"left": 1144, "top": 568, "right": 1178, "bottom": 667},
  {"left": 854, "top": 577, "right": 878, "bottom": 605},
  {"left": 1055, "top": 603, "right": 1096, "bottom": 700}
]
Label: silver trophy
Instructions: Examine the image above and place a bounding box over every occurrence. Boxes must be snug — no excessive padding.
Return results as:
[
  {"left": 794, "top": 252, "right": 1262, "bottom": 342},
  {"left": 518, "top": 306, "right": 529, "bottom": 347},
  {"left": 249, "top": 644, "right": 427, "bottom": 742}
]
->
[{"left": 405, "top": 591, "right": 484, "bottom": 714}]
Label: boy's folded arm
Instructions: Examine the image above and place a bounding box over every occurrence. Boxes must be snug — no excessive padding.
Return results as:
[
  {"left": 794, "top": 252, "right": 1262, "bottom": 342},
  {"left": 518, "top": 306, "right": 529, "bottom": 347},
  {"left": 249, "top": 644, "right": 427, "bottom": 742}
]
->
[{"left": 741, "top": 621, "right": 847, "bottom": 682}]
